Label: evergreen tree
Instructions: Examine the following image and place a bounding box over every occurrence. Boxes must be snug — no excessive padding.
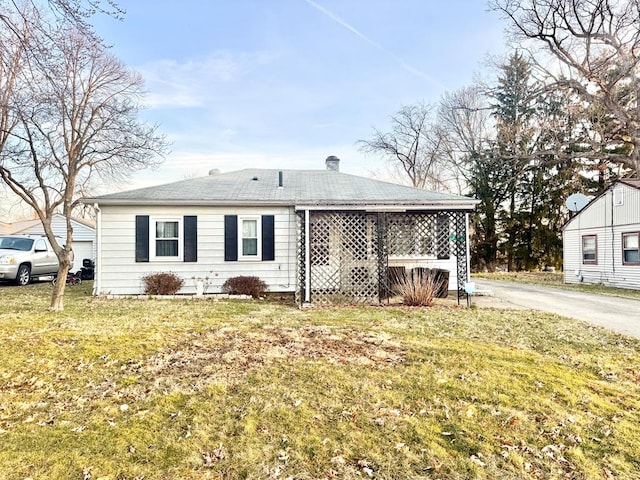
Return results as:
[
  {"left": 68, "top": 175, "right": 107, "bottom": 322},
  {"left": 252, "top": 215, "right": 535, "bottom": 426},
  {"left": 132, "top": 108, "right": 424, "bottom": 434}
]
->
[{"left": 488, "top": 52, "right": 538, "bottom": 270}]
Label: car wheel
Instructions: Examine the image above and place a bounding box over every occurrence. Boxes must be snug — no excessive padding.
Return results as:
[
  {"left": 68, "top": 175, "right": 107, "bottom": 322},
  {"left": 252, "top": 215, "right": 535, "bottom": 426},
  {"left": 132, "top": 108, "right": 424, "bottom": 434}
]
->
[{"left": 15, "top": 264, "right": 31, "bottom": 286}]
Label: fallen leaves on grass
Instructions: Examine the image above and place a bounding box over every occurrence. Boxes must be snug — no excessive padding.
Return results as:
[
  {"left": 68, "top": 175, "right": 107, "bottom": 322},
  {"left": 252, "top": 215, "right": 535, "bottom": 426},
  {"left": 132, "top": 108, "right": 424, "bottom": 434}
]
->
[
  {"left": 130, "top": 326, "right": 405, "bottom": 395},
  {"left": 202, "top": 444, "right": 225, "bottom": 467}
]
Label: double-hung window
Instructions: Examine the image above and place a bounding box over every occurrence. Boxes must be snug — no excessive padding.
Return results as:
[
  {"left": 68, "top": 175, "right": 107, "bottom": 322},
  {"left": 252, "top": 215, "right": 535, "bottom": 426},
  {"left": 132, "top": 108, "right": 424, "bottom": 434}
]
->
[
  {"left": 623, "top": 232, "right": 640, "bottom": 265},
  {"left": 153, "top": 218, "right": 181, "bottom": 260},
  {"left": 582, "top": 235, "right": 597, "bottom": 264},
  {"left": 224, "top": 215, "right": 275, "bottom": 262},
  {"left": 240, "top": 216, "right": 261, "bottom": 259},
  {"left": 135, "top": 215, "right": 197, "bottom": 263}
]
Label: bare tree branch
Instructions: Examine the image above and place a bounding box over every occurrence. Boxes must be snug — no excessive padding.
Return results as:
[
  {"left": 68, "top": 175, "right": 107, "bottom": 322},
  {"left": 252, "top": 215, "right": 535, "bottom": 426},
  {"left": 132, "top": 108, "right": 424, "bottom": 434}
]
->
[
  {"left": 489, "top": 0, "right": 640, "bottom": 176},
  {"left": 357, "top": 103, "right": 451, "bottom": 189},
  {"left": 0, "top": 2, "right": 167, "bottom": 310}
]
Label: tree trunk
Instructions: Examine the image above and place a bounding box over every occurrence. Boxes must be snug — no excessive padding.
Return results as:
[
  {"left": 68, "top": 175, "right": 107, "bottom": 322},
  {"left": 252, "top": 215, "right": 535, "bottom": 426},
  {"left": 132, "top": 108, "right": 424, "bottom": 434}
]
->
[{"left": 50, "top": 254, "right": 72, "bottom": 311}]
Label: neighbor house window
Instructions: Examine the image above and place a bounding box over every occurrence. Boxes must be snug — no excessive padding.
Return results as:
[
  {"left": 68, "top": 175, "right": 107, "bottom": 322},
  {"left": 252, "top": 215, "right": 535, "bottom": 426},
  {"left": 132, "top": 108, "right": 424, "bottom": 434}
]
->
[
  {"left": 622, "top": 232, "right": 640, "bottom": 265},
  {"left": 582, "top": 235, "right": 597, "bottom": 264},
  {"left": 153, "top": 218, "right": 181, "bottom": 259}
]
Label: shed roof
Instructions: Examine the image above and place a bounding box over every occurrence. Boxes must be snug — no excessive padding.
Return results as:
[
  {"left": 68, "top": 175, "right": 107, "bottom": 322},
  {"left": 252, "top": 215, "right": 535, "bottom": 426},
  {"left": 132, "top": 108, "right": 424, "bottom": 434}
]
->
[{"left": 85, "top": 169, "right": 478, "bottom": 210}]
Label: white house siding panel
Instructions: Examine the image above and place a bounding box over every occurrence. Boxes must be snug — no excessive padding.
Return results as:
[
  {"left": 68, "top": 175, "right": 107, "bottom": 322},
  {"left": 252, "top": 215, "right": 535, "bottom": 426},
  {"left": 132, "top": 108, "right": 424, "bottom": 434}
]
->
[
  {"left": 564, "top": 184, "right": 640, "bottom": 290},
  {"left": 97, "top": 205, "right": 297, "bottom": 295},
  {"left": 613, "top": 184, "right": 640, "bottom": 225}
]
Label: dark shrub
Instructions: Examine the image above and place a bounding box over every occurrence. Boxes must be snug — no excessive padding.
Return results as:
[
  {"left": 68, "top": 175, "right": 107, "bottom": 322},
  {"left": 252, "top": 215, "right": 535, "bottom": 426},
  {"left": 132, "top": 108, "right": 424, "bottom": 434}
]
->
[
  {"left": 222, "top": 276, "right": 267, "bottom": 298},
  {"left": 141, "top": 272, "right": 184, "bottom": 295}
]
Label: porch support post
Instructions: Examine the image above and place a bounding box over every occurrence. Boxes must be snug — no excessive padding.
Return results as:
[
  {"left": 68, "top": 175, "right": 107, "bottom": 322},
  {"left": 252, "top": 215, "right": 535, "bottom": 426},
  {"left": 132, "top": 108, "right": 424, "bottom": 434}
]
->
[
  {"left": 453, "top": 211, "right": 469, "bottom": 305},
  {"left": 465, "top": 212, "right": 471, "bottom": 284},
  {"left": 304, "top": 209, "right": 311, "bottom": 303}
]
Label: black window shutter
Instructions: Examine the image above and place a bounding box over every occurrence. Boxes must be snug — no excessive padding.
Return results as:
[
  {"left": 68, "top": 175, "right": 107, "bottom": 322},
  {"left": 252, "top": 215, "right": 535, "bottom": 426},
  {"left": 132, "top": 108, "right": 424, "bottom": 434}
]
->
[
  {"left": 135, "top": 215, "right": 149, "bottom": 262},
  {"left": 262, "top": 215, "right": 275, "bottom": 261},
  {"left": 184, "top": 216, "right": 197, "bottom": 262},
  {"left": 224, "top": 215, "right": 238, "bottom": 261}
]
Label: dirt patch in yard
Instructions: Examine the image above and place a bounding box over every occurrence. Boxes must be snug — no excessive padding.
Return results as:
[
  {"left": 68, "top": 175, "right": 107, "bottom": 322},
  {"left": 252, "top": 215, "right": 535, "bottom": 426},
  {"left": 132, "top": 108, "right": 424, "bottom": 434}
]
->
[{"left": 125, "top": 326, "right": 405, "bottom": 395}]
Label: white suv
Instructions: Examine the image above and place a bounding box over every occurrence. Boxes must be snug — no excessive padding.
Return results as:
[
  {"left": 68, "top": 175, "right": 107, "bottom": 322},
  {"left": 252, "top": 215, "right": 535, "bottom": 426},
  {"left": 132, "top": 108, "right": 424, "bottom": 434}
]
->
[{"left": 0, "top": 235, "right": 65, "bottom": 286}]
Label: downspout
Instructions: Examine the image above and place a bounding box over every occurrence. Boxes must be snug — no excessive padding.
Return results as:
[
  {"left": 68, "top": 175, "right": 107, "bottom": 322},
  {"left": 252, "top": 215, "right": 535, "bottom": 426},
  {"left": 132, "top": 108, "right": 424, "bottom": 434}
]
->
[
  {"left": 93, "top": 203, "right": 101, "bottom": 296},
  {"left": 610, "top": 190, "right": 615, "bottom": 277},
  {"left": 304, "top": 209, "right": 311, "bottom": 304}
]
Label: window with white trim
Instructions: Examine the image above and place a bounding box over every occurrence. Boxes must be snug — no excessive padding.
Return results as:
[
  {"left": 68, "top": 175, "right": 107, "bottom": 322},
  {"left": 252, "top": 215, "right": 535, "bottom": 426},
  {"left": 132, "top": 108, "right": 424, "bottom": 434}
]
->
[
  {"left": 152, "top": 217, "right": 182, "bottom": 260},
  {"left": 239, "top": 216, "right": 261, "bottom": 260},
  {"left": 582, "top": 235, "right": 597, "bottom": 264},
  {"left": 622, "top": 232, "right": 639, "bottom": 265}
]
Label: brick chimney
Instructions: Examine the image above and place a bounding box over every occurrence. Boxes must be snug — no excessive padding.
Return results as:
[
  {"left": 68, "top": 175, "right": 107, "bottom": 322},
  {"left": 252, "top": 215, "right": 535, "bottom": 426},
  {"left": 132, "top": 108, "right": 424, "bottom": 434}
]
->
[{"left": 325, "top": 155, "right": 340, "bottom": 172}]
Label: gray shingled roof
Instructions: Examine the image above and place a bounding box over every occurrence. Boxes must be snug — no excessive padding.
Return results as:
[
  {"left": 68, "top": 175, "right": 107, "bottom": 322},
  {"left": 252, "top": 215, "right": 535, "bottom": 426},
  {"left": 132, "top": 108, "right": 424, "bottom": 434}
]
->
[
  {"left": 85, "top": 169, "right": 478, "bottom": 209},
  {"left": 620, "top": 178, "right": 640, "bottom": 190}
]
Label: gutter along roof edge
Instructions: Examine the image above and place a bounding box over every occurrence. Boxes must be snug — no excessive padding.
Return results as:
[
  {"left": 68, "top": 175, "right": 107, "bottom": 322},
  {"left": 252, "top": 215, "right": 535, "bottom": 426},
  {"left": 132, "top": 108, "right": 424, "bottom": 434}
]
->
[{"left": 83, "top": 198, "right": 479, "bottom": 210}]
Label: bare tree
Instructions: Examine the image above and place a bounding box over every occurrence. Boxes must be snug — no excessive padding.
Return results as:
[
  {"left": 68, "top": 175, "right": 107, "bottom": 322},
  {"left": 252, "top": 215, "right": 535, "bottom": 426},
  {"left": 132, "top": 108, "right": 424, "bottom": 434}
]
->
[
  {"left": 358, "top": 103, "right": 450, "bottom": 190},
  {"left": 437, "top": 85, "right": 512, "bottom": 270},
  {"left": 438, "top": 86, "right": 495, "bottom": 182},
  {"left": 0, "top": 4, "right": 167, "bottom": 310},
  {"left": 489, "top": 0, "right": 640, "bottom": 176}
]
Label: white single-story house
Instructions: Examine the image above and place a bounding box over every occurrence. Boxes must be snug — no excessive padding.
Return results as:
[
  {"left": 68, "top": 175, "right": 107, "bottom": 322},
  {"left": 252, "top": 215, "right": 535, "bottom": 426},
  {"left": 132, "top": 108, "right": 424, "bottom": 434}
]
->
[
  {"left": 84, "top": 157, "right": 479, "bottom": 304},
  {"left": 563, "top": 178, "right": 640, "bottom": 289},
  {"left": 1, "top": 213, "right": 96, "bottom": 265}
]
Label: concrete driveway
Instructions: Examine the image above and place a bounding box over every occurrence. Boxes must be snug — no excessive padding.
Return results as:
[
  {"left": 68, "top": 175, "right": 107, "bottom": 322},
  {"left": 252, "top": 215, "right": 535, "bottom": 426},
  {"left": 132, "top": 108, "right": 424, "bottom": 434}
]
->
[{"left": 471, "top": 278, "right": 640, "bottom": 339}]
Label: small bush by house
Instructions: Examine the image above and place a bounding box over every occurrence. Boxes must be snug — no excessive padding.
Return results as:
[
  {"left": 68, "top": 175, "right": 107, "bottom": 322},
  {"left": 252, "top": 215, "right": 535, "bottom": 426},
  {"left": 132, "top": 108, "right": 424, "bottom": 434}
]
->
[
  {"left": 393, "top": 271, "right": 443, "bottom": 306},
  {"left": 141, "top": 272, "right": 184, "bottom": 295},
  {"left": 222, "top": 276, "right": 267, "bottom": 298}
]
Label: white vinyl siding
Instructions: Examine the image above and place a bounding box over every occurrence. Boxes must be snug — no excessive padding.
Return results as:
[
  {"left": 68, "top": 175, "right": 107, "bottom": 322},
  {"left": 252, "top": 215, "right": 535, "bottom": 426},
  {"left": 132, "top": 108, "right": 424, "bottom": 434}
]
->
[
  {"left": 96, "top": 205, "right": 297, "bottom": 295},
  {"left": 563, "top": 182, "right": 640, "bottom": 290}
]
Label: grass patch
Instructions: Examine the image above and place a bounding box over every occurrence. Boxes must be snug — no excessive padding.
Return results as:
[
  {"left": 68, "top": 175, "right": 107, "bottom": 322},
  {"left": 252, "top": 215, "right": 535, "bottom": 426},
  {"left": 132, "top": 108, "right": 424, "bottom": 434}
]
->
[
  {"left": 1, "top": 282, "right": 639, "bottom": 478},
  {"left": 474, "top": 271, "right": 640, "bottom": 300}
]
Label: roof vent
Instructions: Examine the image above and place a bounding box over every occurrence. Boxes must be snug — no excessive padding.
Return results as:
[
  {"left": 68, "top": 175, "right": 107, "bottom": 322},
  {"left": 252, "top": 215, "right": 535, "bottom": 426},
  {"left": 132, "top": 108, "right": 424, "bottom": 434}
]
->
[
  {"left": 325, "top": 155, "right": 340, "bottom": 172},
  {"left": 208, "top": 168, "right": 221, "bottom": 176},
  {"left": 278, "top": 171, "right": 283, "bottom": 188}
]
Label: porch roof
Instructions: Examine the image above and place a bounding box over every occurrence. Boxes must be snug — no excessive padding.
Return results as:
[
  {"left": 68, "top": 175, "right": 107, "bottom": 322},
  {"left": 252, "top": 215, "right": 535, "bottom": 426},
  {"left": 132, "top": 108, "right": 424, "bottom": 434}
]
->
[{"left": 85, "top": 168, "right": 478, "bottom": 210}]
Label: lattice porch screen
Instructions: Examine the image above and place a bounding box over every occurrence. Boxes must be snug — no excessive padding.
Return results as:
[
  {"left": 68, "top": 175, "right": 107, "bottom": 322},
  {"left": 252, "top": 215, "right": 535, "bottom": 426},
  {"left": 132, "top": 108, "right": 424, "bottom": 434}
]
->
[{"left": 296, "top": 210, "right": 468, "bottom": 305}]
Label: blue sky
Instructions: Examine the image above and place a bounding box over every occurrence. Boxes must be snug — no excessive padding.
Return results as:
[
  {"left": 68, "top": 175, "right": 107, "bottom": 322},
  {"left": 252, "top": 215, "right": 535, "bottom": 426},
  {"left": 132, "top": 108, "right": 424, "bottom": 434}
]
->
[{"left": 92, "top": 0, "right": 507, "bottom": 191}]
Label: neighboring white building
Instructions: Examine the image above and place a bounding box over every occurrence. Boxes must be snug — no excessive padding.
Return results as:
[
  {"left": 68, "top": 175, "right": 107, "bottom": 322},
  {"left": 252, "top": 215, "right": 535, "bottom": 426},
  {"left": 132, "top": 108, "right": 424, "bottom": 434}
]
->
[
  {"left": 84, "top": 157, "right": 479, "bottom": 304},
  {"left": 2, "top": 214, "right": 96, "bottom": 265},
  {"left": 563, "top": 179, "right": 640, "bottom": 289}
]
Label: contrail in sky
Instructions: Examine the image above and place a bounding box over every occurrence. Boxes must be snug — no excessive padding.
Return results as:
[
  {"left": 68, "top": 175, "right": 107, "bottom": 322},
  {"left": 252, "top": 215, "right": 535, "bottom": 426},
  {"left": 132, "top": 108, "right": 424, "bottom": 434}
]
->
[{"left": 303, "top": 0, "right": 445, "bottom": 89}]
